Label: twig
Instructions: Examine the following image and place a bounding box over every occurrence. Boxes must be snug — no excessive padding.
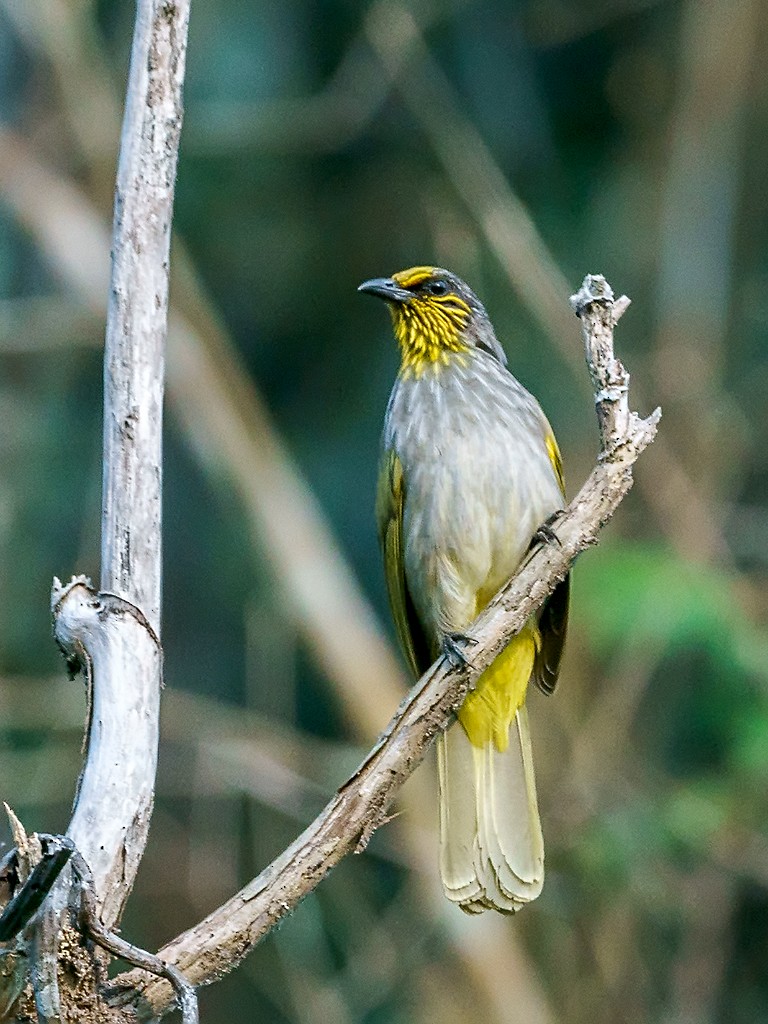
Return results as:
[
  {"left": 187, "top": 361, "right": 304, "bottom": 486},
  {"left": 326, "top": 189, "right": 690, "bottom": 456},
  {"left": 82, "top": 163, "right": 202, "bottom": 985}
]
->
[
  {"left": 0, "top": 838, "right": 72, "bottom": 942},
  {"left": 69, "top": 850, "right": 198, "bottom": 1024},
  {"left": 569, "top": 275, "right": 644, "bottom": 453},
  {"left": 113, "top": 275, "right": 660, "bottom": 1018}
]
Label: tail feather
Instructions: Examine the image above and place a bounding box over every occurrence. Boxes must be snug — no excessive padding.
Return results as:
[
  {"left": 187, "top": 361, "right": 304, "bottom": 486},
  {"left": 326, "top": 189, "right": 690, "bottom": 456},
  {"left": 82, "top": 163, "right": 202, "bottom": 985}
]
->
[
  {"left": 437, "top": 726, "right": 483, "bottom": 905},
  {"left": 438, "top": 706, "right": 543, "bottom": 914}
]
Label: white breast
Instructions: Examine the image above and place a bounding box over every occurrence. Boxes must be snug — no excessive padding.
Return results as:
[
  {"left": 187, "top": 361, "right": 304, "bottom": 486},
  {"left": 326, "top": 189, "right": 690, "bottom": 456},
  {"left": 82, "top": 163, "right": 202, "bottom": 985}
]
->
[{"left": 384, "top": 351, "right": 562, "bottom": 642}]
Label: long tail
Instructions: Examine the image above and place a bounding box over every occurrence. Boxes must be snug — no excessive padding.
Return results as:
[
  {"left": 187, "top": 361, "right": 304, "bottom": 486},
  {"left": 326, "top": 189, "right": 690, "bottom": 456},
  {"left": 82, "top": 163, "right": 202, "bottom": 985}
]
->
[{"left": 437, "top": 704, "right": 544, "bottom": 913}]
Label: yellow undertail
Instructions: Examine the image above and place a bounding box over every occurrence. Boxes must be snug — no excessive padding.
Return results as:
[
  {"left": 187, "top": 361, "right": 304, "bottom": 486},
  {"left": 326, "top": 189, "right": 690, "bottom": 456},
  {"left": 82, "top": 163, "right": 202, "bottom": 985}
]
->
[
  {"left": 457, "top": 623, "right": 539, "bottom": 750},
  {"left": 439, "top": 622, "right": 545, "bottom": 913}
]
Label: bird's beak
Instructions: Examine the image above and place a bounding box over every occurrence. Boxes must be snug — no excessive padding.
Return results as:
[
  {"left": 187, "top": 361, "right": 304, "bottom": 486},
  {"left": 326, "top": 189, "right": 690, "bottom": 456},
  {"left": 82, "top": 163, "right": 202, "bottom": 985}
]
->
[{"left": 357, "top": 277, "right": 412, "bottom": 303}]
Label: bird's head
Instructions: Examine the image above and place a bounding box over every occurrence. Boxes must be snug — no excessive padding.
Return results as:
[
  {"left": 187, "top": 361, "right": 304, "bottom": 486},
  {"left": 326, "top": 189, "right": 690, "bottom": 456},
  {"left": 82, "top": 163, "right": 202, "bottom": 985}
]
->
[{"left": 358, "top": 266, "right": 506, "bottom": 374}]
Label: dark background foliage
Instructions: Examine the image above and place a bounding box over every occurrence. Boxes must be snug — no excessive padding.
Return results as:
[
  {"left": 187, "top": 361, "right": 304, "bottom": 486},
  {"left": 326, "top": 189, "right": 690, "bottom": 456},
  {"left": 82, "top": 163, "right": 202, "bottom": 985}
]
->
[{"left": 2, "top": 1, "right": 768, "bottom": 1021}]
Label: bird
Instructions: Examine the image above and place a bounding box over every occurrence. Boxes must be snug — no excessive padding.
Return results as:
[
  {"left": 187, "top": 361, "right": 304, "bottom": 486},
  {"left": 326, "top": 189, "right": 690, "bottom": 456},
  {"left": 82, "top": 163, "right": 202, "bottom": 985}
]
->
[{"left": 359, "top": 265, "right": 569, "bottom": 914}]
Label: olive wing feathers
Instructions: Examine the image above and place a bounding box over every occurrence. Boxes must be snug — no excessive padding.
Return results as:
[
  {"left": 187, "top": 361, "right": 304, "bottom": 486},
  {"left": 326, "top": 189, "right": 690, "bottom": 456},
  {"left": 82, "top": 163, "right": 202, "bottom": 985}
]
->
[
  {"left": 533, "top": 574, "right": 570, "bottom": 695},
  {"left": 375, "top": 450, "right": 432, "bottom": 678},
  {"left": 534, "top": 432, "right": 569, "bottom": 695}
]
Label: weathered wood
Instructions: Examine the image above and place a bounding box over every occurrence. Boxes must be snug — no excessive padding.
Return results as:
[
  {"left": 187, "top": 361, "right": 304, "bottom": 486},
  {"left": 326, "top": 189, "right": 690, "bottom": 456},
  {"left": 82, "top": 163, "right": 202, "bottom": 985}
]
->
[
  {"left": 52, "top": 577, "right": 162, "bottom": 925},
  {"left": 0, "top": 3, "right": 191, "bottom": 1020},
  {"left": 55, "top": 0, "right": 189, "bottom": 930},
  {"left": 101, "top": 0, "right": 189, "bottom": 634}
]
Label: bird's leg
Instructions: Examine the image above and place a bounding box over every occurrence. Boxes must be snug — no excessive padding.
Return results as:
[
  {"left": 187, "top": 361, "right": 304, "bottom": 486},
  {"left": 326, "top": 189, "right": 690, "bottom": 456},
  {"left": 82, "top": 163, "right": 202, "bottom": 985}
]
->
[
  {"left": 442, "top": 631, "right": 479, "bottom": 671},
  {"left": 531, "top": 511, "right": 563, "bottom": 550}
]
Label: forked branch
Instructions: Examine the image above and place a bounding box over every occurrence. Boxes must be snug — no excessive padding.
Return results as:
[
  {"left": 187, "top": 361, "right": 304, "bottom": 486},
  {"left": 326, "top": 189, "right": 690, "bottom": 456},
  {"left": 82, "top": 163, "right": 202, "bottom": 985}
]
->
[
  {"left": 53, "top": 0, "right": 190, "bottom": 929},
  {"left": 0, "top": 2, "right": 190, "bottom": 1021}
]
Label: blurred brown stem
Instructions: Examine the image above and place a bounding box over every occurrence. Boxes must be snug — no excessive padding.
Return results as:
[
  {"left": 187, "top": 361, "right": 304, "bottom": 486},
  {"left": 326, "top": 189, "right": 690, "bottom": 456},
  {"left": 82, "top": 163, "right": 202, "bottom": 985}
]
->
[{"left": 364, "top": 0, "right": 727, "bottom": 566}]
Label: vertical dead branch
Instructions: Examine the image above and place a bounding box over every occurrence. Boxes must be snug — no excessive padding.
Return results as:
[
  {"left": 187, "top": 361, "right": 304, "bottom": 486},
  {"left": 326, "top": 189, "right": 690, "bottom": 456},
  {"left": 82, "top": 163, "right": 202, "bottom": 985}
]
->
[
  {"left": 0, "top": 4, "right": 190, "bottom": 1022},
  {"left": 101, "top": 0, "right": 189, "bottom": 633},
  {"left": 52, "top": 580, "right": 163, "bottom": 926},
  {"left": 56, "top": 0, "right": 190, "bottom": 929}
]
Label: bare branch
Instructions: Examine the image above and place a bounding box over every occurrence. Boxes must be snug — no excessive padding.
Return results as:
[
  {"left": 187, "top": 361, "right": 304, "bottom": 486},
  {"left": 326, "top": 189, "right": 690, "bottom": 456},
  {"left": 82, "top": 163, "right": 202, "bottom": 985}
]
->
[
  {"left": 115, "top": 276, "right": 660, "bottom": 1018},
  {"left": 0, "top": 839, "right": 72, "bottom": 942},
  {"left": 49, "top": 0, "right": 190, "bottom": 930},
  {"left": 569, "top": 274, "right": 652, "bottom": 453},
  {"left": 0, "top": 2, "right": 191, "bottom": 1017},
  {"left": 70, "top": 849, "right": 198, "bottom": 1024},
  {"left": 51, "top": 577, "right": 162, "bottom": 925},
  {"left": 101, "top": 0, "right": 189, "bottom": 633}
]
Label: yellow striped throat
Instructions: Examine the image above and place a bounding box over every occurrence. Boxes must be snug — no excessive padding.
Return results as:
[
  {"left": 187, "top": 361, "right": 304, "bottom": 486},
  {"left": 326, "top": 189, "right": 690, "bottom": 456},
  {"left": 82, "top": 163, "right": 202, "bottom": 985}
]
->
[{"left": 358, "top": 265, "right": 476, "bottom": 375}]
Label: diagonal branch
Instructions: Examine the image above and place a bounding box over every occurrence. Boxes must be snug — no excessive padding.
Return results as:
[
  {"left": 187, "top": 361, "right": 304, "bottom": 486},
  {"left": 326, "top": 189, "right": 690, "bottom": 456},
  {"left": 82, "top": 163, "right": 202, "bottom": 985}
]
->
[{"left": 113, "top": 275, "right": 660, "bottom": 1019}]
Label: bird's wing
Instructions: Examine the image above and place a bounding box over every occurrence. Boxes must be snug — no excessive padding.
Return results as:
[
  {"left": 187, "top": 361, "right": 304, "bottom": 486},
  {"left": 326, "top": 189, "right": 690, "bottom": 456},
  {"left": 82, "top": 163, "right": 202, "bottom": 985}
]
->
[
  {"left": 376, "top": 449, "right": 432, "bottom": 678},
  {"left": 544, "top": 431, "right": 566, "bottom": 495},
  {"left": 533, "top": 431, "right": 570, "bottom": 695},
  {"left": 534, "top": 574, "right": 570, "bottom": 695}
]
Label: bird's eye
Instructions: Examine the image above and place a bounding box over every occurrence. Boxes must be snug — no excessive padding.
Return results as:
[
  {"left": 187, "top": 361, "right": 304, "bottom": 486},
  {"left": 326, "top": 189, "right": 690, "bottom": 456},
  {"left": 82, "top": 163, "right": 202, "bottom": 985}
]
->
[{"left": 426, "top": 280, "right": 449, "bottom": 296}]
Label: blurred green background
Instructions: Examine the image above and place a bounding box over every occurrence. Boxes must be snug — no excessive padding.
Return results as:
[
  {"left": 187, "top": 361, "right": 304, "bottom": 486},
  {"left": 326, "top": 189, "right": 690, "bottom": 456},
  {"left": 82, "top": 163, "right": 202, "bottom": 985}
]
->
[{"left": 2, "top": 0, "right": 768, "bottom": 1021}]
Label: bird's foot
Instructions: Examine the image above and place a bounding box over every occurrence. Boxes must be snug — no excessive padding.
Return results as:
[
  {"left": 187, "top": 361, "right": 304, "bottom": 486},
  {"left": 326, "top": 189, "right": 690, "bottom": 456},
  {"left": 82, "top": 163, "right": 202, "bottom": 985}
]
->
[
  {"left": 532, "top": 512, "right": 563, "bottom": 550},
  {"left": 443, "top": 631, "right": 478, "bottom": 670}
]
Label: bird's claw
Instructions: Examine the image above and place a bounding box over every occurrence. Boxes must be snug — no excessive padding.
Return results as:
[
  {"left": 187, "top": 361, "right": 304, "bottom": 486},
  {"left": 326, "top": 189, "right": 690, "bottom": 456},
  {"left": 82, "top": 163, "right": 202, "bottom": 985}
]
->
[
  {"left": 532, "top": 512, "right": 563, "bottom": 550},
  {"left": 443, "top": 631, "right": 478, "bottom": 670}
]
